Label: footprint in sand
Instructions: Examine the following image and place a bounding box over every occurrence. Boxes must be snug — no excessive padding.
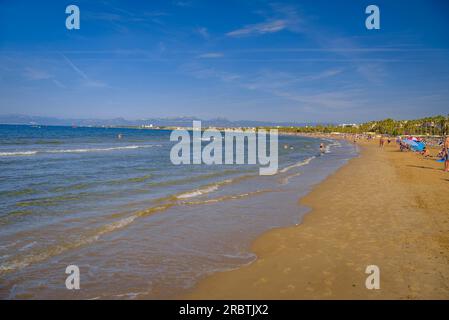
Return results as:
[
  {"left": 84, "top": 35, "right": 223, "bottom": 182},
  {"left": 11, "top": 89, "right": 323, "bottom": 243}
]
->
[
  {"left": 283, "top": 267, "right": 292, "bottom": 274},
  {"left": 280, "top": 284, "right": 296, "bottom": 294},
  {"left": 306, "top": 286, "right": 315, "bottom": 292},
  {"left": 253, "top": 277, "right": 268, "bottom": 286}
]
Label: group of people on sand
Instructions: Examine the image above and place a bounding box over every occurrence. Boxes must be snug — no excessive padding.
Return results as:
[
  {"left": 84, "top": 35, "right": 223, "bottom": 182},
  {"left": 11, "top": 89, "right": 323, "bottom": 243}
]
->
[
  {"left": 396, "top": 135, "right": 449, "bottom": 172},
  {"left": 296, "top": 131, "right": 449, "bottom": 172}
]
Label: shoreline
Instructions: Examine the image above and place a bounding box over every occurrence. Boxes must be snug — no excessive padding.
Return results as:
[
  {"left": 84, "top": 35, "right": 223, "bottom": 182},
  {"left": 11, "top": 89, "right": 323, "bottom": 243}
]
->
[{"left": 182, "top": 139, "right": 449, "bottom": 299}]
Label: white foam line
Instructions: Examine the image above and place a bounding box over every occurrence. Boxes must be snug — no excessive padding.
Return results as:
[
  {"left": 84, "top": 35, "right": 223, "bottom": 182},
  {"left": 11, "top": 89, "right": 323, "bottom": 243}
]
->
[
  {"left": 0, "top": 215, "right": 138, "bottom": 274},
  {"left": 176, "top": 179, "right": 233, "bottom": 199},
  {"left": 280, "top": 156, "right": 315, "bottom": 173},
  {"left": 0, "top": 151, "right": 38, "bottom": 156},
  {"left": 0, "top": 145, "right": 161, "bottom": 157}
]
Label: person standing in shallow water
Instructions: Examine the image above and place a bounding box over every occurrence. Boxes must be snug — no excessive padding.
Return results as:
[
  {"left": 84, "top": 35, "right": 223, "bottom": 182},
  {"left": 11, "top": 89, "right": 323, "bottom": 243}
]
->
[{"left": 320, "top": 143, "right": 325, "bottom": 155}]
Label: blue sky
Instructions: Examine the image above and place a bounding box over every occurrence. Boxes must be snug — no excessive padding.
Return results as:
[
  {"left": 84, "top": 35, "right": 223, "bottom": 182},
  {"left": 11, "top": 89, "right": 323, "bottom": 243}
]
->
[{"left": 1, "top": 0, "right": 449, "bottom": 123}]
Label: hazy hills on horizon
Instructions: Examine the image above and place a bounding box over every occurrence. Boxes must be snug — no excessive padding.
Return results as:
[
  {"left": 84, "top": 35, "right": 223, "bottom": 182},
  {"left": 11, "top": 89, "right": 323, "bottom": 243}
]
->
[{"left": 0, "top": 114, "right": 329, "bottom": 128}]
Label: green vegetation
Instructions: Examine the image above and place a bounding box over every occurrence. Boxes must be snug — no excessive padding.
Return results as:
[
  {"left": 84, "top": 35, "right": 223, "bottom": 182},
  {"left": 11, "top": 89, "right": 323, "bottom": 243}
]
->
[{"left": 274, "top": 115, "right": 449, "bottom": 136}]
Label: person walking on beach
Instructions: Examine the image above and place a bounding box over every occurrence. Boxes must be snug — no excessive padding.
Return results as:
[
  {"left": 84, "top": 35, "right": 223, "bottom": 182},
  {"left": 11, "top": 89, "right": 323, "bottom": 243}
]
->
[
  {"left": 379, "top": 136, "right": 385, "bottom": 148},
  {"left": 444, "top": 136, "right": 449, "bottom": 172}
]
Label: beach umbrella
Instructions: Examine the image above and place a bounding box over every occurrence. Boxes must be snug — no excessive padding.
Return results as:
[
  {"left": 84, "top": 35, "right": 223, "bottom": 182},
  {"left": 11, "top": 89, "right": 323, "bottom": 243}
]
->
[
  {"left": 415, "top": 141, "right": 426, "bottom": 151},
  {"left": 402, "top": 139, "right": 425, "bottom": 151},
  {"left": 402, "top": 139, "right": 418, "bottom": 148}
]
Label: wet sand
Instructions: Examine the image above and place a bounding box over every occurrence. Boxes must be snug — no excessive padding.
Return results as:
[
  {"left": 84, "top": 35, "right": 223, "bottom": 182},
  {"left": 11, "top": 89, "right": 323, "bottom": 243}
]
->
[{"left": 184, "top": 140, "right": 449, "bottom": 299}]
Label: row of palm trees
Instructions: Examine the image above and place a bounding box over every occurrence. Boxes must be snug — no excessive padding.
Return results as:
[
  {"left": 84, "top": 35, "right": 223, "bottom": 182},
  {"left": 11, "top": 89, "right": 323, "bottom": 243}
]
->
[{"left": 274, "top": 115, "right": 449, "bottom": 136}]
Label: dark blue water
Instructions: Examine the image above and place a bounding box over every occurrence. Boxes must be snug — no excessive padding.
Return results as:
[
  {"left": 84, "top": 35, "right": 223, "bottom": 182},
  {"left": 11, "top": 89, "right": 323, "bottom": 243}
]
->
[{"left": 0, "top": 124, "right": 357, "bottom": 299}]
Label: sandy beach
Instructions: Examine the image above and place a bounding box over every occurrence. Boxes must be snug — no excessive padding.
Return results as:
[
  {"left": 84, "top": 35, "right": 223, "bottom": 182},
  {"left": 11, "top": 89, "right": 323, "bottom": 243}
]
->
[{"left": 184, "top": 139, "right": 449, "bottom": 299}]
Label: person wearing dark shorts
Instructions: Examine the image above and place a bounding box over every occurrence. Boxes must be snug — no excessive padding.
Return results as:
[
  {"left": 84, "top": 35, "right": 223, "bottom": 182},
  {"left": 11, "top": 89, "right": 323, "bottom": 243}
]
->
[{"left": 444, "top": 136, "right": 449, "bottom": 172}]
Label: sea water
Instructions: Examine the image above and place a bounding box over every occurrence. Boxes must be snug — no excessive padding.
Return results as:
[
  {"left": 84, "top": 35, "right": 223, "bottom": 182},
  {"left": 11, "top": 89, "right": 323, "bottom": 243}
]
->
[{"left": 0, "top": 124, "right": 357, "bottom": 299}]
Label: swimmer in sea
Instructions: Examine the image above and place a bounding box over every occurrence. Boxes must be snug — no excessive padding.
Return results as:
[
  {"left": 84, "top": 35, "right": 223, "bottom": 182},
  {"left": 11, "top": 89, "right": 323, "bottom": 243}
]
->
[{"left": 320, "top": 143, "right": 325, "bottom": 155}]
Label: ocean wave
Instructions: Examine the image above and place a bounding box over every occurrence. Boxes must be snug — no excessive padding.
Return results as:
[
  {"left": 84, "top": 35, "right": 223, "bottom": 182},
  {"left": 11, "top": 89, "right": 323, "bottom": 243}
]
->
[
  {"left": 183, "top": 189, "right": 272, "bottom": 205},
  {"left": 0, "top": 145, "right": 161, "bottom": 157},
  {"left": 18, "top": 241, "right": 37, "bottom": 252},
  {"left": 0, "top": 202, "right": 178, "bottom": 275},
  {"left": 278, "top": 172, "right": 302, "bottom": 185},
  {"left": 0, "top": 140, "right": 63, "bottom": 146},
  {"left": 0, "top": 188, "right": 37, "bottom": 197},
  {"left": 279, "top": 156, "right": 315, "bottom": 173},
  {"left": 0, "top": 168, "right": 260, "bottom": 275},
  {"left": 147, "top": 169, "right": 246, "bottom": 189},
  {"left": 324, "top": 141, "right": 341, "bottom": 153},
  {"left": 174, "top": 174, "right": 255, "bottom": 200},
  {"left": 15, "top": 194, "right": 86, "bottom": 208},
  {"left": 124, "top": 174, "right": 153, "bottom": 183},
  {"left": 49, "top": 145, "right": 155, "bottom": 153},
  {"left": 175, "top": 180, "right": 235, "bottom": 199},
  {"left": 0, "top": 184, "right": 267, "bottom": 275},
  {"left": 0, "top": 214, "right": 141, "bottom": 275},
  {"left": 176, "top": 184, "right": 221, "bottom": 199},
  {"left": 0, "top": 151, "right": 38, "bottom": 156}
]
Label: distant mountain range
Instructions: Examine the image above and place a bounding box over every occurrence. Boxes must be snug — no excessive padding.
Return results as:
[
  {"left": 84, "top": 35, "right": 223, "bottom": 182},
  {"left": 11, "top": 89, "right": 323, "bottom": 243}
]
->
[{"left": 0, "top": 114, "right": 325, "bottom": 128}]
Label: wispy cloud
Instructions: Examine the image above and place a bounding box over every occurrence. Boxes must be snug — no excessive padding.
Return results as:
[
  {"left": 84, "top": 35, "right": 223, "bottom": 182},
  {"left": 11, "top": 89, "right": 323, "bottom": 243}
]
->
[
  {"left": 84, "top": 6, "right": 168, "bottom": 31},
  {"left": 355, "top": 63, "right": 387, "bottom": 84},
  {"left": 173, "top": 1, "right": 192, "bottom": 7},
  {"left": 196, "top": 27, "right": 210, "bottom": 39},
  {"left": 23, "top": 67, "right": 66, "bottom": 88},
  {"left": 62, "top": 54, "right": 107, "bottom": 88},
  {"left": 236, "top": 69, "right": 359, "bottom": 110},
  {"left": 180, "top": 63, "right": 240, "bottom": 82},
  {"left": 181, "top": 62, "right": 356, "bottom": 110},
  {"left": 241, "top": 69, "right": 343, "bottom": 89},
  {"left": 302, "top": 68, "right": 344, "bottom": 81},
  {"left": 227, "top": 20, "right": 287, "bottom": 37},
  {"left": 220, "top": 68, "right": 342, "bottom": 91},
  {"left": 51, "top": 79, "right": 66, "bottom": 88},
  {"left": 317, "top": 36, "right": 390, "bottom": 84},
  {"left": 218, "top": 47, "right": 431, "bottom": 53},
  {"left": 62, "top": 55, "right": 88, "bottom": 80},
  {"left": 240, "top": 70, "right": 300, "bottom": 90},
  {"left": 23, "top": 67, "right": 52, "bottom": 80},
  {"left": 227, "top": 4, "right": 302, "bottom": 37},
  {"left": 197, "top": 52, "right": 224, "bottom": 58},
  {"left": 270, "top": 89, "right": 365, "bottom": 110}
]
